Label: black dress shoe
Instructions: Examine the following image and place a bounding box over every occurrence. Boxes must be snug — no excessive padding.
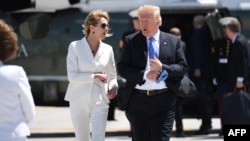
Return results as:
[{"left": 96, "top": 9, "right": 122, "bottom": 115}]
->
[
  {"left": 219, "top": 130, "right": 224, "bottom": 136},
  {"left": 175, "top": 132, "right": 186, "bottom": 137},
  {"left": 194, "top": 126, "right": 212, "bottom": 135},
  {"left": 107, "top": 118, "right": 116, "bottom": 121},
  {"left": 194, "top": 129, "right": 209, "bottom": 135}
]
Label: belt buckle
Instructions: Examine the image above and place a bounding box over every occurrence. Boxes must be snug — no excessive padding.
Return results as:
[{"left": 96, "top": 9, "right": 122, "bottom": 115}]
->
[{"left": 147, "top": 90, "right": 150, "bottom": 96}]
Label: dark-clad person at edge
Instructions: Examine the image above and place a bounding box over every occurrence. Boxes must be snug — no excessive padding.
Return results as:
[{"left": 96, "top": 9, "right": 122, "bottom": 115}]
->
[
  {"left": 213, "top": 16, "right": 250, "bottom": 136},
  {"left": 169, "top": 27, "right": 188, "bottom": 138},
  {"left": 188, "top": 15, "right": 214, "bottom": 135}
]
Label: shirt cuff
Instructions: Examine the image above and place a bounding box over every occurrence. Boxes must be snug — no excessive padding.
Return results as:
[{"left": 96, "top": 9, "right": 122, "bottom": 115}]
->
[
  {"left": 156, "top": 69, "right": 168, "bottom": 83},
  {"left": 144, "top": 70, "right": 150, "bottom": 81},
  {"left": 237, "top": 77, "right": 244, "bottom": 82}
]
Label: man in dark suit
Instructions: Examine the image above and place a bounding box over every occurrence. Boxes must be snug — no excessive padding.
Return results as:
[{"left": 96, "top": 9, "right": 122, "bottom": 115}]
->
[
  {"left": 215, "top": 17, "right": 250, "bottom": 135},
  {"left": 119, "top": 8, "right": 141, "bottom": 53},
  {"left": 188, "top": 15, "right": 214, "bottom": 135},
  {"left": 169, "top": 27, "right": 187, "bottom": 137},
  {"left": 219, "top": 17, "right": 249, "bottom": 91},
  {"left": 117, "top": 5, "right": 188, "bottom": 141}
]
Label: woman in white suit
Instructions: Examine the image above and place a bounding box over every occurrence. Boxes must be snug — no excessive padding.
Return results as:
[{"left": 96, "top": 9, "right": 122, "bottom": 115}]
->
[
  {"left": 64, "top": 10, "right": 118, "bottom": 141},
  {"left": 0, "top": 20, "right": 36, "bottom": 141}
]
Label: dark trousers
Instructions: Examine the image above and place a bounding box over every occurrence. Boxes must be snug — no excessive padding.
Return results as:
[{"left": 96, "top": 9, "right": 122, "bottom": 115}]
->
[
  {"left": 192, "top": 78, "right": 213, "bottom": 129},
  {"left": 108, "top": 97, "right": 117, "bottom": 120},
  {"left": 125, "top": 90, "right": 176, "bottom": 141},
  {"left": 175, "top": 98, "right": 184, "bottom": 133},
  {"left": 217, "top": 84, "right": 234, "bottom": 132}
]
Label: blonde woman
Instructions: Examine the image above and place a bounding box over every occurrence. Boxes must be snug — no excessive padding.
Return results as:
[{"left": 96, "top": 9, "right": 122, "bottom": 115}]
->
[{"left": 64, "top": 10, "right": 118, "bottom": 141}]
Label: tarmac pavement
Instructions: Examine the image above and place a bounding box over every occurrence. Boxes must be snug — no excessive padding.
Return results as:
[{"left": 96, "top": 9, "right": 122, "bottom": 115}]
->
[
  {"left": 29, "top": 134, "right": 224, "bottom": 141},
  {"left": 28, "top": 106, "right": 223, "bottom": 141}
]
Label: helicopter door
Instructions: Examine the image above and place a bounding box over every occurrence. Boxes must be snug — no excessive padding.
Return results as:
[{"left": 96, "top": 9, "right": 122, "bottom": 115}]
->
[{"left": 205, "top": 9, "right": 225, "bottom": 41}]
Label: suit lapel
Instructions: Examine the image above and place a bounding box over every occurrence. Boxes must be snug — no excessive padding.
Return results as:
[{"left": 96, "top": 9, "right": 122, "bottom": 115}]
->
[
  {"left": 140, "top": 34, "right": 148, "bottom": 60},
  {"left": 94, "top": 41, "right": 105, "bottom": 59},
  {"left": 159, "top": 31, "right": 168, "bottom": 60},
  {"left": 81, "top": 38, "right": 104, "bottom": 60},
  {"left": 79, "top": 37, "right": 96, "bottom": 66},
  {"left": 81, "top": 38, "right": 94, "bottom": 59}
]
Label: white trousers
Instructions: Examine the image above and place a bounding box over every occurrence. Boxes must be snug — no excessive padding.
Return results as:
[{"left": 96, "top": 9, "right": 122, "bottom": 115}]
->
[{"left": 69, "top": 102, "right": 109, "bottom": 141}]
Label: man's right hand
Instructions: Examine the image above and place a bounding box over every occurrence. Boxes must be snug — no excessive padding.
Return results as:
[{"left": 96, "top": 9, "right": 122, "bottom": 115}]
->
[{"left": 146, "top": 70, "right": 161, "bottom": 81}]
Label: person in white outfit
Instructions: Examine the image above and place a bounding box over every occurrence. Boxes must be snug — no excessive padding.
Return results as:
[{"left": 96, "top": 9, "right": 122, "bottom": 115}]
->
[
  {"left": 64, "top": 10, "right": 118, "bottom": 141},
  {"left": 0, "top": 20, "right": 36, "bottom": 141}
]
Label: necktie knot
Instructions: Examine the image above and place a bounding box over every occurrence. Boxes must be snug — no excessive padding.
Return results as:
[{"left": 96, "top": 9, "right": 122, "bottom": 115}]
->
[{"left": 149, "top": 37, "right": 154, "bottom": 42}]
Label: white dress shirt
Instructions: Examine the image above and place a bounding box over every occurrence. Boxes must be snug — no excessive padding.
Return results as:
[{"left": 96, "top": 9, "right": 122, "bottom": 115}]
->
[{"left": 135, "top": 30, "right": 167, "bottom": 90}]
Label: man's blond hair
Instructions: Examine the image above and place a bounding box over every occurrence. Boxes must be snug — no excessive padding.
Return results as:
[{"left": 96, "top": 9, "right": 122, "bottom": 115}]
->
[{"left": 138, "top": 5, "right": 162, "bottom": 26}]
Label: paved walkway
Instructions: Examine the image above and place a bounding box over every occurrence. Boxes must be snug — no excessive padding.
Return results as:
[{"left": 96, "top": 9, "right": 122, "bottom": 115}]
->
[{"left": 30, "top": 106, "right": 221, "bottom": 136}]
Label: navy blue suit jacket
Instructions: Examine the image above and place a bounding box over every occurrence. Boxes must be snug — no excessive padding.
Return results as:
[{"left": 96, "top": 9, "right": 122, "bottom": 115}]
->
[
  {"left": 188, "top": 25, "right": 213, "bottom": 82},
  {"left": 227, "top": 34, "right": 249, "bottom": 86},
  {"left": 117, "top": 31, "right": 188, "bottom": 110}
]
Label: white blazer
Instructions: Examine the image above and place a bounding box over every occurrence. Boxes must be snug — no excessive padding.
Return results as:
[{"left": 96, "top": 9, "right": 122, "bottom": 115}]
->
[
  {"left": 0, "top": 62, "right": 36, "bottom": 140},
  {"left": 64, "top": 37, "right": 118, "bottom": 104}
]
